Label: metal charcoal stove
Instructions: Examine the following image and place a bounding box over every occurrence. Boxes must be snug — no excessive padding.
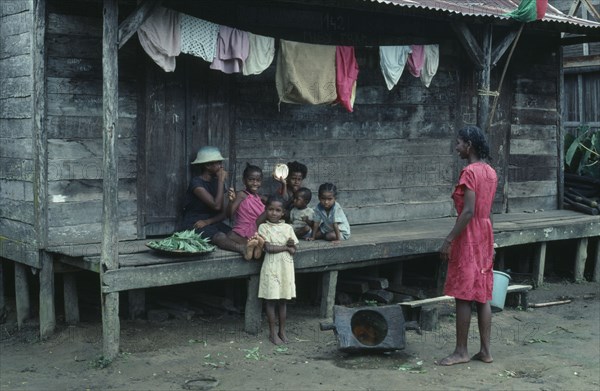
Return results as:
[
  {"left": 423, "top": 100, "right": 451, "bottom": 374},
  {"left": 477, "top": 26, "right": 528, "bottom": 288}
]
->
[{"left": 320, "top": 304, "right": 406, "bottom": 352}]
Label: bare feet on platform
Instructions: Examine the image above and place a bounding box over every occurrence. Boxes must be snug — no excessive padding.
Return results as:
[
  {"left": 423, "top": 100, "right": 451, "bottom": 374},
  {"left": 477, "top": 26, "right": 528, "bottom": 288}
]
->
[
  {"left": 254, "top": 235, "right": 265, "bottom": 259},
  {"left": 435, "top": 353, "right": 470, "bottom": 366},
  {"left": 245, "top": 239, "right": 257, "bottom": 261},
  {"left": 269, "top": 334, "right": 284, "bottom": 345},
  {"left": 471, "top": 352, "right": 493, "bottom": 363}
]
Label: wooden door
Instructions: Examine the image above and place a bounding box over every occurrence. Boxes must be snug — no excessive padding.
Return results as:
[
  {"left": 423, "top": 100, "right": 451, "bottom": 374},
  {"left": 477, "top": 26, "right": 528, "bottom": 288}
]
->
[{"left": 139, "top": 57, "right": 232, "bottom": 236}]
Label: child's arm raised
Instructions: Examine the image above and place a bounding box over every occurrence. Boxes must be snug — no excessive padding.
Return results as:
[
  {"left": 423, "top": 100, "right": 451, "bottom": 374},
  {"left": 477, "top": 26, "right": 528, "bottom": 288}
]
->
[{"left": 226, "top": 189, "right": 246, "bottom": 218}]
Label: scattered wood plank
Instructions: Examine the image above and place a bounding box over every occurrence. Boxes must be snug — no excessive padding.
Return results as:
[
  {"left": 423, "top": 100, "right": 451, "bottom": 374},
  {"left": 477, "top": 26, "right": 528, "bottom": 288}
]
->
[
  {"left": 387, "top": 284, "right": 426, "bottom": 300},
  {"left": 347, "top": 276, "right": 389, "bottom": 290},
  {"left": 530, "top": 300, "right": 572, "bottom": 308}
]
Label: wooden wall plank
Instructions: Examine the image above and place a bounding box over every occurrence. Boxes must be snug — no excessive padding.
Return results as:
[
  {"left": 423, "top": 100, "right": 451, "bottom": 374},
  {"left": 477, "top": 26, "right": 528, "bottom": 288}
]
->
[
  {"left": 47, "top": 138, "right": 136, "bottom": 160},
  {"left": 0, "top": 76, "right": 33, "bottom": 98},
  {"left": 47, "top": 220, "right": 138, "bottom": 245},
  {"left": 47, "top": 158, "right": 137, "bottom": 180},
  {"left": 47, "top": 116, "right": 135, "bottom": 139},
  {"left": 508, "top": 181, "right": 557, "bottom": 198},
  {"left": 1, "top": 138, "right": 33, "bottom": 157},
  {"left": 510, "top": 139, "right": 557, "bottom": 155},
  {"left": 48, "top": 200, "right": 137, "bottom": 227},
  {"left": 1, "top": 1, "right": 31, "bottom": 17},
  {"left": 0, "top": 118, "right": 32, "bottom": 138},
  {"left": 48, "top": 179, "right": 137, "bottom": 202},
  {"left": 0, "top": 179, "right": 34, "bottom": 201},
  {"left": 0, "top": 9, "right": 31, "bottom": 35},
  {"left": 0, "top": 240, "right": 39, "bottom": 268},
  {"left": 0, "top": 198, "right": 35, "bottom": 223},
  {"left": 47, "top": 13, "right": 102, "bottom": 37},
  {"left": 0, "top": 55, "right": 32, "bottom": 78},
  {"left": 0, "top": 157, "right": 34, "bottom": 180},
  {"left": 0, "top": 32, "right": 30, "bottom": 59},
  {"left": 0, "top": 218, "right": 36, "bottom": 243},
  {"left": 510, "top": 124, "right": 556, "bottom": 139},
  {"left": 507, "top": 196, "right": 557, "bottom": 213},
  {"left": 47, "top": 94, "right": 136, "bottom": 117}
]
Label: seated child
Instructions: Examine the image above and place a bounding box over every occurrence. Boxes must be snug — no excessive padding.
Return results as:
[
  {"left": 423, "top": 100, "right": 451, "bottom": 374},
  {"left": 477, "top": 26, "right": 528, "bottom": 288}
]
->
[
  {"left": 308, "top": 182, "right": 351, "bottom": 242},
  {"left": 274, "top": 161, "right": 308, "bottom": 219},
  {"left": 289, "top": 187, "right": 314, "bottom": 239}
]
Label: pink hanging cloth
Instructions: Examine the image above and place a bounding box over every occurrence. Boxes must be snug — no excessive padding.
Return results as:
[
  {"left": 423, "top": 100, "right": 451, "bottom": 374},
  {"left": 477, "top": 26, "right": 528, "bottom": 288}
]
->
[
  {"left": 407, "top": 45, "right": 425, "bottom": 78},
  {"left": 335, "top": 46, "right": 359, "bottom": 113},
  {"left": 210, "top": 26, "right": 249, "bottom": 74}
]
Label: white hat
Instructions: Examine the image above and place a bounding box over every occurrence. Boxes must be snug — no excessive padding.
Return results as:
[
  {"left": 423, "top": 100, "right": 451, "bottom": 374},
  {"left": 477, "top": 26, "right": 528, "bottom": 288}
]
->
[{"left": 191, "top": 146, "right": 225, "bottom": 165}]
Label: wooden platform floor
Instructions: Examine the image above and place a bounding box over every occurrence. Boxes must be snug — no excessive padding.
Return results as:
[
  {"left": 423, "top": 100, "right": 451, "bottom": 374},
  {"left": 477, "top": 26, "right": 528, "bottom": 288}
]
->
[{"left": 48, "top": 210, "right": 599, "bottom": 294}]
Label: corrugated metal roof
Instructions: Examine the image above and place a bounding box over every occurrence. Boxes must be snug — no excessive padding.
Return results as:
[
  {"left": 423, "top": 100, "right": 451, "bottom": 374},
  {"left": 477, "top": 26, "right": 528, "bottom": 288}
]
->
[{"left": 368, "top": 0, "right": 600, "bottom": 29}]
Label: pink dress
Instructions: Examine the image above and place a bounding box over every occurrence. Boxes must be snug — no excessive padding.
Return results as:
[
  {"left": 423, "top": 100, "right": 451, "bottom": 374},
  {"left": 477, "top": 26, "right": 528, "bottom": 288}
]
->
[
  {"left": 232, "top": 191, "right": 265, "bottom": 239},
  {"left": 444, "top": 162, "right": 498, "bottom": 303}
]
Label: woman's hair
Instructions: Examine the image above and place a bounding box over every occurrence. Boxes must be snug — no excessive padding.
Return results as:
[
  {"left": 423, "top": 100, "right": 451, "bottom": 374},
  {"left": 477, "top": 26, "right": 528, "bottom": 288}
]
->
[
  {"left": 287, "top": 161, "right": 308, "bottom": 179},
  {"left": 318, "top": 182, "right": 337, "bottom": 198},
  {"left": 458, "top": 125, "right": 491, "bottom": 160},
  {"left": 243, "top": 163, "right": 263, "bottom": 179},
  {"left": 266, "top": 193, "right": 285, "bottom": 207}
]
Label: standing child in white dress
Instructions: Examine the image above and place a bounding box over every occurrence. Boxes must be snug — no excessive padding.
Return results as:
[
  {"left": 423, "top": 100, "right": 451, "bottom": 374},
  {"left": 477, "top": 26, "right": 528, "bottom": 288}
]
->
[{"left": 258, "top": 194, "right": 299, "bottom": 345}]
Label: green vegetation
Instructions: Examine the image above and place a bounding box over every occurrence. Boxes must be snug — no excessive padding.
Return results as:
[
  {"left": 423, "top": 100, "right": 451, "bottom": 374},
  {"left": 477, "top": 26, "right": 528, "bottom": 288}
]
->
[{"left": 565, "top": 126, "right": 600, "bottom": 179}]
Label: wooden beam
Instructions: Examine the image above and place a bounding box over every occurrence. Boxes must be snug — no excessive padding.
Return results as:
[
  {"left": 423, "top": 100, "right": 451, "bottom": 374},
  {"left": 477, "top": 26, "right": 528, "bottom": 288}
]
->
[
  {"left": 574, "top": 237, "right": 588, "bottom": 282},
  {"left": 244, "top": 275, "right": 262, "bottom": 334},
  {"left": 581, "top": 0, "right": 600, "bottom": 21},
  {"left": 39, "top": 252, "right": 56, "bottom": 339},
  {"left": 532, "top": 242, "right": 547, "bottom": 288},
  {"left": 451, "top": 22, "right": 484, "bottom": 70},
  {"left": 568, "top": 0, "right": 582, "bottom": 16},
  {"left": 118, "top": 0, "right": 162, "bottom": 49},
  {"left": 102, "top": 0, "right": 120, "bottom": 361},
  {"left": 593, "top": 238, "right": 600, "bottom": 283},
  {"left": 477, "top": 25, "right": 492, "bottom": 130},
  {"left": 15, "top": 263, "right": 31, "bottom": 328},
  {"left": 491, "top": 29, "right": 520, "bottom": 68},
  {"left": 320, "top": 271, "right": 338, "bottom": 319}
]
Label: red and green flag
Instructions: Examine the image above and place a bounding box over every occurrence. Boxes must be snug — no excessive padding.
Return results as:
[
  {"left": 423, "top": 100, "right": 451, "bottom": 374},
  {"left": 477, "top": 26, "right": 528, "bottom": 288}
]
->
[{"left": 506, "top": 0, "right": 548, "bottom": 22}]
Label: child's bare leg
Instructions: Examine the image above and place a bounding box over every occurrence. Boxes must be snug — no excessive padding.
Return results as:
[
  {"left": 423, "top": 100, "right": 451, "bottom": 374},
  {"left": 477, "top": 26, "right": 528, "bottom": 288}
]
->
[
  {"left": 277, "top": 300, "right": 288, "bottom": 343},
  {"left": 436, "top": 298, "right": 472, "bottom": 366},
  {"left": 211, "top": 232, "right": 247, "bottom": 255},
  {"left": 472, "top": 301, "right": 493, "bottom": 363},
  {"left": 324, "top": 232, "right": 338, "bottom": 241},
  {"left": 265, "top": 300, "right": 283, "bottom": 345},
  {"left": 245, "top": 238, "right": 257, "bottom": 261},
  {"left": 253, "top": 235, "right": 265, "bottom": 259}
]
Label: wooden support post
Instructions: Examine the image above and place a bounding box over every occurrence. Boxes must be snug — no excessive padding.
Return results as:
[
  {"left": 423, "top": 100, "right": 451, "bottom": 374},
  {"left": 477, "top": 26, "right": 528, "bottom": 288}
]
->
[
  {"left": 63, "top": 273, "right": 80, "bottom": 325},
  {"left": 593, "top": 238, "right": 600, "bottom": 283},
  {"left": 477, "top": 25, "right": 492, "bottom": 131},
  {"left": 39, "top": 252, "right": 56, "bottom": 339},
  {"left": 14, "top": 263, "right": 31, "bottom": 328},
  {"left": 532, "top": 242, "right": 547, "bottom": 288},
  {"left": 244, "top": 275, "right": 261, "bottom": 334},
  {"left": 391, "top": 262, "right": 403, "bottom": 286},
  {"left": 101, "top": 0, "right": 121, "bottom": 361},
  {"left": 320, "top": 271, "right": 338, "bottom": 319},
  {"left": 128, "top": 289, "right": 146, "bottom": 320},
  {"left": 574, "top": 237, "right": 588, "bottom": 282}
]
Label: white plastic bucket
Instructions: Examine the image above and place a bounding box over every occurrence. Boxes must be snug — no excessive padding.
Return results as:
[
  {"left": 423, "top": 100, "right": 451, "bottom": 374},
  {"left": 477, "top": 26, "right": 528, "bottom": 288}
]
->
[{"left": 490, "top": 270, "right": 511, "bottom": 311}]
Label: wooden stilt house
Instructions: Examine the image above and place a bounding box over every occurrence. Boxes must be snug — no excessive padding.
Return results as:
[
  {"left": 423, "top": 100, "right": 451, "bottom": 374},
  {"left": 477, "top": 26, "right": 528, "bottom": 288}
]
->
[{"left": 1, "top": 0, "right": 599, "bottom": 359}]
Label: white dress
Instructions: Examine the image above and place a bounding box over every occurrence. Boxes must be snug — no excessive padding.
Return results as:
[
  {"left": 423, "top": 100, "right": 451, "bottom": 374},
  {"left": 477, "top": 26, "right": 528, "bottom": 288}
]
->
[{"left": 257, "top": 221, "right": 299, "bottom": 300}]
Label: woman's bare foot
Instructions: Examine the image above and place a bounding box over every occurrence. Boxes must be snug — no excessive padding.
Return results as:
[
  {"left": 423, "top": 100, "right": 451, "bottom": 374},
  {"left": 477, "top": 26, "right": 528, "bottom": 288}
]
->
[
  {"left": 244, "top": 239, "right": 257, "bottom": 261},
  {"left": 278, "top": 332, "right": 289, "bottom": 344},
  {"left": 269, "top": 334, "right": 283, "bottom": 345},
  {"left": 471, "top": 352, "right": 493, "bottom": 363},
  {"left": 435, "top": 353, "right": 470, "bottom": 366},
  {"left": 254, "top": 235, "right": 265, "bottom": 259}
]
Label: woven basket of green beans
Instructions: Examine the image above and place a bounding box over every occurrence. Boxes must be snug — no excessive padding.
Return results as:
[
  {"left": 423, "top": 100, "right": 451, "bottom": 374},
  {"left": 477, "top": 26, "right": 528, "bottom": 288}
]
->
[{"left": 146, "top": 230, "right": 216, "bottom": 254}]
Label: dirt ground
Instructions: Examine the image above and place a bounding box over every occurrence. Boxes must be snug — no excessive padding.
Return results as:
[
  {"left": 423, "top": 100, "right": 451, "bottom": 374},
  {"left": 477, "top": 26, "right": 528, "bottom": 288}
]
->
[{"left": 1, "top": 280, "right": 599, "bottom": 391}]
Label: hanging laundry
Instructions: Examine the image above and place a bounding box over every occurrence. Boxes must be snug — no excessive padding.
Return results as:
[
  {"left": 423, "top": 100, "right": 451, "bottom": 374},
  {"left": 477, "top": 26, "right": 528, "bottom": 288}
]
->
[
  {"left": 407, "top": 45, "right": 425, "bottom": 78},
  {"left": 379, "top": 46, "right": 411, "bottom": 90},
  {"left": 420, "top": 44, "right": 439, "bottom": 88},
  {"left": 209, "top": 26, "right": 249, "bottom": 74},
  {"left": 336, "top": 46, "right": 359, "bottom": 112},
  {"left": 276, "top": 40, "right": 337, "bottom": 105},
  {"left": 137, "top": 7, "right": 181, "bottom": 72},
  {"left": 242, "top": 33, "right": 275, "bottom": 75},
  {"left": 180, "top": 14, "right": 219, "bottom": 62}
]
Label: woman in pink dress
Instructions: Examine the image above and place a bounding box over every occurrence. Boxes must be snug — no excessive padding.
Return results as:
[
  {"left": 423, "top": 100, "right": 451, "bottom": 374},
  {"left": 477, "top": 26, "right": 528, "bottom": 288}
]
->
[{"left": 438, "top": 126, "right": 498, "bottom": 366}]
